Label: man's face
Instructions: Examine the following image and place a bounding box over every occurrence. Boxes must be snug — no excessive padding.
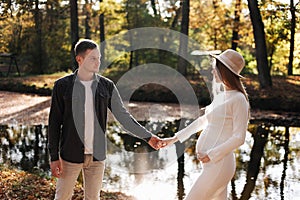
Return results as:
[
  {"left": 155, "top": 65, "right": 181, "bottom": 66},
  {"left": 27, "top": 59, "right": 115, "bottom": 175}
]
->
[{"left": 77, "top": 48, "right": 101, "bottom": 73}]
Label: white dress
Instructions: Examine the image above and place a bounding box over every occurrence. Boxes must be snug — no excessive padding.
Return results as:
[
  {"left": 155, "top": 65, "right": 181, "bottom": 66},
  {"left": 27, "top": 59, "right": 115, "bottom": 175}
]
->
[{"left": 175, "top": 90, "right": 249, "bottom": 200}]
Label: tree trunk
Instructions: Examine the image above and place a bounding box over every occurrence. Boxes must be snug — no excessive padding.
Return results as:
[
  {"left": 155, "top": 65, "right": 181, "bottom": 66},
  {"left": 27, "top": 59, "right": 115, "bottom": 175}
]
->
[
  {"left": 212, "top": 0, "right": 218, "bottom": 50},
  {"left": 287, "top": 0, "right": 296, "bottom": 75},
  {"left": 34, "top": 0, "right": 43, "bottom": 74},
  {"left": 70, "top": 0, "right": 79, "bottom": 71},
  {"left": 231, "top": 0, "right": 241, "bottom": 50},
  {"left": 177, "top": 0, "right": 190, "bottom": 76},
  {"left": 125, "top": 1, "right": 132, "bottom": 69},
  {"left": 171, "top": 6, "right": 181, "bottom": 29},
  {"left": 85, "top": 0, "right": 91, "bottom": 39},
  {"left": 247, "top": 0, "right": 272, "bottom": 88},
  {"left": 269, "top": 48, "right": 275, "bottom": 71},
  {"left": 99, "top": 0, "right": 105, "bottom": 63}
]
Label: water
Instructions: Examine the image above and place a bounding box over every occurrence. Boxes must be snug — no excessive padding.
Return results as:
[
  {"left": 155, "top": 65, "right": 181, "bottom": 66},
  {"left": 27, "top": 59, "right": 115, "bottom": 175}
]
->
[{"left": 0, "top": 121, "right": 299, "bottom": 200}]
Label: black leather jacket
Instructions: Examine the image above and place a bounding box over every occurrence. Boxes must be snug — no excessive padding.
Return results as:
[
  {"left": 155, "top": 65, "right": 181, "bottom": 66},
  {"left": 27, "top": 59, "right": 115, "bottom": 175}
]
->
[{"left": 48, "top": 71, "right": 152, "bottom": 163}]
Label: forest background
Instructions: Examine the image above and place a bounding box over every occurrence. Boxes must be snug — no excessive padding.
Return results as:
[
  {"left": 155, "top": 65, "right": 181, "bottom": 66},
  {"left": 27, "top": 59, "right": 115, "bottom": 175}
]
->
[
  {"left": 0, "top": 0, "right": 300, "bottom": 111},
  {"left": 0, "top": 1, "right": 300, "bottom": 199}
]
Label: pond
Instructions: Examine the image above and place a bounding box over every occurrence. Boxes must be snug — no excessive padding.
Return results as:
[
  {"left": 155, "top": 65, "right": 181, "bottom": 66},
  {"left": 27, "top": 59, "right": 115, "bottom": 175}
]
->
[{"left": 0, "top": 120, "right": 299, "bottom": 200}]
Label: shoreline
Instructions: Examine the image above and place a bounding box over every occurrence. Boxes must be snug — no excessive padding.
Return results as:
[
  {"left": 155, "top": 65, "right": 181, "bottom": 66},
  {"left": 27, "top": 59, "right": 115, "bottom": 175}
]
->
[{"left": 1, "top": 91, "right": 299, "bottom": 127}]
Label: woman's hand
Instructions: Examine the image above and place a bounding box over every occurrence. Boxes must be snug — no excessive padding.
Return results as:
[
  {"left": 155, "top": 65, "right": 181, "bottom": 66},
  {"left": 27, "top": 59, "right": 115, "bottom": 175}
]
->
[
  {"left": 161, "top": 136, "right": 179, "bottom": 147},
  {"left": 197, "top": 153, "right": 210, "bottom": 163},
  {"left": 148, "top": 135, "right": 179, "bottom": 149}
]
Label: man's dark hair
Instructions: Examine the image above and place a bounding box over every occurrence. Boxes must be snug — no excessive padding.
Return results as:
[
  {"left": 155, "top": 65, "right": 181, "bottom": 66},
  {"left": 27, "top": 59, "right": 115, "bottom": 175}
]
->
[{"left": 74, "top": 39, "right": 98, "bottom": 56}]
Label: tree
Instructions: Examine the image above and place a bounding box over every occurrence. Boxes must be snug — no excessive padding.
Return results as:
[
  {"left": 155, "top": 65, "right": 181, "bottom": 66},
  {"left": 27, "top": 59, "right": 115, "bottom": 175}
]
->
[
  {"left": 84, "top": 0, "right": 92, "bottom": 39},
  {"left": 99, "top": 0, "right": 105, "bottom": 63},
  {"left": 177, "top": 0, "right": 190, "bottom": 75},
  {"left": 260, "top": 1, "right": 289, "bottom": 73},
  {"left": 124, "top": 0, "right": 164, "bottom": 68},
  {"left": 125, "top": 0, "right": 138, "bottom": 69},
  {"left": 33, "top": 0, "right": 44, "bottom": 74},
  {"left": 247, "top": 0, "right": 272, "bottom": 88},
  {"left": 231, "top": 0, "right": 242, "bottom": 50},
  {"left": 70, "top": 0, "right": 79, "bottom": 70},
  {"left": 189, "top": 1, "right": 234, "bottom": 50},
  {"left": 287, "top": 0, "right": 297, "bottom": 75},
  {"left": 44, "top": 0, "right": 70, "bottom": 72}
]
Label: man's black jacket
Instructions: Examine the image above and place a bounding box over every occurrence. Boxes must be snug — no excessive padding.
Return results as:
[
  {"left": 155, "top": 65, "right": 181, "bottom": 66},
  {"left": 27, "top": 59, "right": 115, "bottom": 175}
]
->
[{"left": 48, "top": 71, "right": 152, "bottom": 163}]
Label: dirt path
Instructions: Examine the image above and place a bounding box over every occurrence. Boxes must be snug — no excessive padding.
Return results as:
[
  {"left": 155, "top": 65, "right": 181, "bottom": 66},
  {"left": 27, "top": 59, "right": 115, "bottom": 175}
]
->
[
  {"left": 0, "top": 91, "right": 200, "bottom": 125},
  {"left": 0, "top": 91, "right": 51, "bottom": 125}
]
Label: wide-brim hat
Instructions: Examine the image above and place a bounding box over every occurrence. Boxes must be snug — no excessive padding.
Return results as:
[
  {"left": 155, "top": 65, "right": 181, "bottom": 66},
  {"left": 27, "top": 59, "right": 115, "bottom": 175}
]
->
[{"left": 210, "top": 49, "right": 245, "bottom": 78}]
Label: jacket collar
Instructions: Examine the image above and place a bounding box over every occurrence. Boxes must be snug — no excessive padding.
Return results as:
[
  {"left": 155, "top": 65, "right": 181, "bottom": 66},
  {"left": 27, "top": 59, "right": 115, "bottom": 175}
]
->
[{"left": 72, "top": 69, "right": 100, "bottom": 83}]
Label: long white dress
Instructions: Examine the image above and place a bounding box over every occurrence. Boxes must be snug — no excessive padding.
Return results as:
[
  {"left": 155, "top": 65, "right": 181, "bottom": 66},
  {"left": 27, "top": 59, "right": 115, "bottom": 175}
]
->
[{"left": 175, "top": 90, "right": 249, "bottom": 200}]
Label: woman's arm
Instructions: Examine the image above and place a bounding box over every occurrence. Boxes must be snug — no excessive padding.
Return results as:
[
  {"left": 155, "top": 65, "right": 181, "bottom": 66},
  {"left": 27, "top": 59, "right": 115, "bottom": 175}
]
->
[
  {"left": 162, "top": 114, "right": 207, "bottom": 147},
  {"left": 175, "top": 114, "right": 208, "bottom": 142}
]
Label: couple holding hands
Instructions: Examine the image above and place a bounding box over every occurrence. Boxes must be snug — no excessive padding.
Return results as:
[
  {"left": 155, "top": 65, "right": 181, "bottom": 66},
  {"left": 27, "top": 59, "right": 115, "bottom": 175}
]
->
[{"left": 48, "top": 39, "right": 249, "bottom": 200}]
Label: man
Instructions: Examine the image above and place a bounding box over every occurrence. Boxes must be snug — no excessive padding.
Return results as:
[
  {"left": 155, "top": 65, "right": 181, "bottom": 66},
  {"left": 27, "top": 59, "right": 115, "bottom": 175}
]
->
[{"left": 48, "top": 39, "right": 162, "bottom": 200}]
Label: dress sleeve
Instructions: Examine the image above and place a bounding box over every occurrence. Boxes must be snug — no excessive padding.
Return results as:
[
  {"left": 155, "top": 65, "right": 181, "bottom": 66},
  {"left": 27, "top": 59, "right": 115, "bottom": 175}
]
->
[
  {"left": 207, "top": 94, "right": 249, "bottom": 163},
  {"left": 175, "top": 114, "right": 208, "bottom": 142}
]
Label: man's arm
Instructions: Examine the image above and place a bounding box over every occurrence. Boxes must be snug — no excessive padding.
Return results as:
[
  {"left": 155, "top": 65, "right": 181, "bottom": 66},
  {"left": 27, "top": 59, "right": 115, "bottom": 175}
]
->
[
  {"left": 109, "top": 84, "right": 162, "bottom": 149},
  {"left": 48, "top": 81, "right": 64, "bottom": 161}
]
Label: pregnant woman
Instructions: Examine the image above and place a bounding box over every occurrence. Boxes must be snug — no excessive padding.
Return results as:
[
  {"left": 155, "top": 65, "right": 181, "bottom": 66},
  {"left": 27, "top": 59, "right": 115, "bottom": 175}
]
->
[{"left": 163, "top": 49, "right": 250, "bottom": 199}]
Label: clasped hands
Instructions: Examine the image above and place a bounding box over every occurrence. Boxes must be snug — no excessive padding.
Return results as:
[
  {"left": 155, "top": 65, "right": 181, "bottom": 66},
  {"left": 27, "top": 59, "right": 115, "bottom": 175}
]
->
[
  {"left": 148, "top": 135, "right": 210, "bottom": 163},
  {"left": 148, "top": 135, "right": 177, "bottom": 150}
]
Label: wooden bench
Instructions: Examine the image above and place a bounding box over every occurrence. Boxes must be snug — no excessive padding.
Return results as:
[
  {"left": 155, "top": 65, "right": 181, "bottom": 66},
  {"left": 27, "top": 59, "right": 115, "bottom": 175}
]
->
[{"left": 0, "top": 53, "right": 20, "bottom": 77}]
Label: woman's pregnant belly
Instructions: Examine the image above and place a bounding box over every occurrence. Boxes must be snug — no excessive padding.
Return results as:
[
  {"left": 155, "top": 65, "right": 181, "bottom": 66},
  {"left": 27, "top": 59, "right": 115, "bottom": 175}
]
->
[
  {"left": 196, "top": 125, "right": 231, "bottom": 154},
  {"left": 196, "top": 129, "right": 215, "bottom": 154}
]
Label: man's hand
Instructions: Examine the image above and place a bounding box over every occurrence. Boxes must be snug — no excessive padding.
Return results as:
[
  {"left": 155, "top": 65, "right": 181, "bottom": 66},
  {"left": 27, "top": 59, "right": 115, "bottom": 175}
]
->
[
  {"left": 148, "top": 136, "right": 165, "bottom": 150},
  {"left": 50, "top": 160, "right": 63, "bottom": 178}
]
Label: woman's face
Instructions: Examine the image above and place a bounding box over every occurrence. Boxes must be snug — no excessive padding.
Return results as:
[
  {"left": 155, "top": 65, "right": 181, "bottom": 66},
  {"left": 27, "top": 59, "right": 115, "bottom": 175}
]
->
[{"left": 211, "top": 59, "right": 222, "bottom": 83}]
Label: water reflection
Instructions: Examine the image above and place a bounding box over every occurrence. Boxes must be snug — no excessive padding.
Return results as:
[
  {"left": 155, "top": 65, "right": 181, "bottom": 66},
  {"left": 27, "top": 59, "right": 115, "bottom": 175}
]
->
[
  {"left": 0, "top": 121, "right": 299, "bottom": 200},
  {"left": 0, "top": 124, "right": 49, "bottom": 173}
]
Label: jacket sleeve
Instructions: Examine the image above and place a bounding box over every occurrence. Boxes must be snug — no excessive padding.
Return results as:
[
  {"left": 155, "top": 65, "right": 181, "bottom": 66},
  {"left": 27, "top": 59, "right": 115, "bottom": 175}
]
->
[
  {"left": 48, "top": 81, "right": 64, "bottom": 161},
  {"left": 175, "top": 114, "right": 207, "bottom": 142},
  {"left": 109, "top": 84, "right": 153, "bottom": 142},
  {"left": 207, "top": 95, "right": 249, "bottom": 163}
]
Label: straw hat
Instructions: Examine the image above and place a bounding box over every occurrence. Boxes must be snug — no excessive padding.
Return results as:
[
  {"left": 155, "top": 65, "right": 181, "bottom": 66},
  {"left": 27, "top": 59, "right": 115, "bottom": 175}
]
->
[{"left": 210, "top": 49, "right": 245, "bottom": 78}]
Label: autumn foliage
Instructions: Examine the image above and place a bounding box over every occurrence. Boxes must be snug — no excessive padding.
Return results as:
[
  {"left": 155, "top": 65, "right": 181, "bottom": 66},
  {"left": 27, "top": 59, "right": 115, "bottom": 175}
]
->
[{"left": 0, "top": 165, "right": 134, "bottom": 200}]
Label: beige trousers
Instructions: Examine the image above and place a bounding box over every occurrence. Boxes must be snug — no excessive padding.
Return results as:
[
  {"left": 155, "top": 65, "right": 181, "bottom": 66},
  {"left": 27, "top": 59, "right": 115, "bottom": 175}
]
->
[{"left": 54, "top": 155, "right": 105, "bottom": 200}]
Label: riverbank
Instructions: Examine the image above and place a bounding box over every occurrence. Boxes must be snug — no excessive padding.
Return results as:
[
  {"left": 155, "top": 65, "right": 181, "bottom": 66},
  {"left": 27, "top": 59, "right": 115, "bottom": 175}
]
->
[
  {"left": 0, "top": 74, "right": 299, "bottom": 112},
  {"left": 1, "top": 90, "right": 300, "bottom": 126}
]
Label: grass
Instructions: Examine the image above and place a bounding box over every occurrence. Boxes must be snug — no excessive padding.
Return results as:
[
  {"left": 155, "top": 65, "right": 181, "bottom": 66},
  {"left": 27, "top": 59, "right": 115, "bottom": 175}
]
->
[{"left": 0, "top": 71, "right": 69, "bottom": 95}]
